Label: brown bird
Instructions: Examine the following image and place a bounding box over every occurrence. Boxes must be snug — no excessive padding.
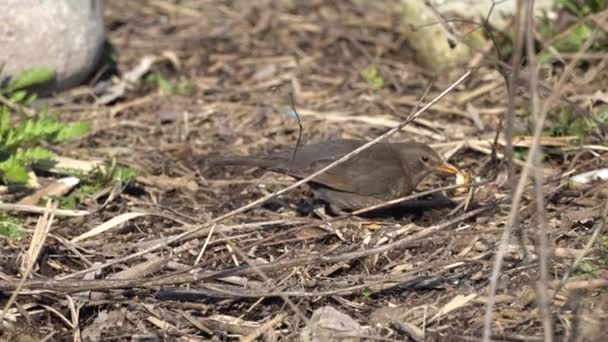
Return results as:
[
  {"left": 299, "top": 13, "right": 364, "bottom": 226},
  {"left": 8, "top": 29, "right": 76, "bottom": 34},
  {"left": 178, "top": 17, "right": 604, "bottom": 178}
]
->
[{"left": 211, "top": 139, "right": 459, "bottom": 212}]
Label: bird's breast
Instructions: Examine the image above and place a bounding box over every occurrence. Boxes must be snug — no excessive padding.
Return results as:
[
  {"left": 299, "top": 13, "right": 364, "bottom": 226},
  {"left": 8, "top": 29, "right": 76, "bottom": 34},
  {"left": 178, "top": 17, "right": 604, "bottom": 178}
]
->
[{"left": 385, "top": 174, "right": 412, "bottom": 198}]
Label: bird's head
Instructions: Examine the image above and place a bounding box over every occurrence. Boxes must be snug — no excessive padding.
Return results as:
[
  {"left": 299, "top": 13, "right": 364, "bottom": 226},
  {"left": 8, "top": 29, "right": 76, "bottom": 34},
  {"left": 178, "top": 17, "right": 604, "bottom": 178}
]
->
[{"left": 397, "top": 143, "right": 459, "bottom": 186}]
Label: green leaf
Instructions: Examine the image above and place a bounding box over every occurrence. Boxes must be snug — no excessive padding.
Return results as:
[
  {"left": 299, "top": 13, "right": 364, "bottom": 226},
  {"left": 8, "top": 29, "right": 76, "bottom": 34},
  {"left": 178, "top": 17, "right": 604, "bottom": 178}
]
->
[
  {"left": 554, "top": 24, "right": 593, "bottom": 52},
  {"left": 360, "top": 65, "right": 384, "bottom": 90},
  {"left": 557, "top": 0, "right": 607, "bottom": 17},
  {"left": 538, "top": 51, "right": 554, "bottom": 65},
  {"left": 598, "top": 235, "right": 608, "bottom": 251},
  {"left": 0, "top": 106, "right": 10, "bottom": 132},
  {"left": 361, "top": 288, "right": 374, "bottom": 299},
  {"left": 0, "top": 148, "right": 54, "bottom": 184},
  {"left": 24, "top": 93, "right": 38, "bottom": 105},
  {"left": 9, "top": 90, "right": 28, "bottom": 104},
  {"left": 0, "top": 109, "right": 91, "bottom": 185},
  {"left": 545, "top": 107, "right": 596, "bottom": 138},
  {"left": 7, "top": 68, "right": 55, "bottom": 92},
  {"left": 0, "top": 218, "right": 26, "bottom": 239},
  {"left": 576, "top": 261, "right": 599, "bottom": 274},
  {"left": 156, "top": 75, "right": 173, "bottom": 94},
  {"left": 70, "top": 184, "right": 95, "bottom": 202},
  {"left": 60, "top": 194, "right": 78, "bottom": 209},
  {"left": 16, "top": 147, "right": 55, "bottom": 164},
  {"left": 0, "top": 159, "right": 29, "bottom": 184},
  {"left": 557, "top": 0, "right": 584, "bottom": 16},
  {"left": 53, "top": 122, "right": 90, "bottom": 142},
  {"left": 176, "top": 80, "right": 197, "bottom": 96},
  {"left": 514, "top": 147, "right": 528, "bottom": 161},
  {"left": 114, "top": 166, "right": 138, "bottom": 183}
]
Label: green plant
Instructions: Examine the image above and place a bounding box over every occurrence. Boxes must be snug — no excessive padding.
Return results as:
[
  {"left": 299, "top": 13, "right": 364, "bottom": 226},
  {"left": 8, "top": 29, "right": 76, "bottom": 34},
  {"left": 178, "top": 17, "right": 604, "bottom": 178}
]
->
[
  {"left": 545, "top": 108, "right": 589, "bottom": 137},
  {"left": 0, "top": 69, "right": 90, "bottom": 185},
  {"left": 538, "top": 1, "right": 608, "bottom": 63},
  {"left": 0, "top": 68, "right": 55, "bottom": 105},
  {"left": 576, "top": 261, "right": 599, "bottom": 274},
  {"left": 545, "top": 107, "right": 608, "bottom": 138},
  {"left": 102, "top": 40, "right": 119, "bottom": 66},
  {"left": 0, "top": 108, "right": 90, "bottom": 184},
  {"left": 143, "top": 73, "right": 197, "bottom": 96},
  {"left": 60, "top": 159, "right": 138, "bottom": 209},
  {"left": 361, "top": 287, "right": 374, "bottom": 299},
  {"left": 513, "top": 146, "right": 550, "bottom": 162},
  {"left": 360, "top": 65, "right": 384, "bottom": 90},
  {"left": 554, "top": 24, "right": 595, "bottom": 53},
  {"left": 597, "top": 236, "right": 608, "bottom": 267},
  {"left": 598, "top": 235, "right": 608, "bottom": 251},
  {"left": 0, "top": 215, "right": 25, "bottom": 239},
  {"left": 513, "top": 147, "right": 528, "bottom": 161},
  {"left": 556, "top": 0, "right": 607, "bottom": 18}
]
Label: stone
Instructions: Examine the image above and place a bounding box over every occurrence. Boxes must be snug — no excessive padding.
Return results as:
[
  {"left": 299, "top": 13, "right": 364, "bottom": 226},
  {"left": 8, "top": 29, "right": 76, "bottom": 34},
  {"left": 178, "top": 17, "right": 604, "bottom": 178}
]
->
[
  {"left": 300, "top": 306, "right": 364, "bottom": 342},
  {"left": 400, "top": 0, "right": 555, "bottom": 74},
  {"left": 0, "top": 0, "right": 105, "bottom": 93}
]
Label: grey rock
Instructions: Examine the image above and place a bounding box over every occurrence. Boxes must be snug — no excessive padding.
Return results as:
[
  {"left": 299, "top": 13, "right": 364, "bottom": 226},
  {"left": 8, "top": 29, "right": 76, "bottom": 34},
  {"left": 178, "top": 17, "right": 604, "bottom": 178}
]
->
[
  {"left": 300, "top": 306, "right": 364, "bottom": 342},
  {"left": 399, "top": 0, "right": 555, "bottom": 73},
  {"left": 0, "top": 0, "right": 105, "bottom": 93}
]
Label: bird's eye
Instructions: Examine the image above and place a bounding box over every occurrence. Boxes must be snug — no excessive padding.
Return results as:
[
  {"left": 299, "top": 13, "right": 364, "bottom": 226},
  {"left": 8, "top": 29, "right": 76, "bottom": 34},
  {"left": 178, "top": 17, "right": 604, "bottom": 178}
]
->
[{"left": 421, "top": 155, "right": 430, "bottom": 163}]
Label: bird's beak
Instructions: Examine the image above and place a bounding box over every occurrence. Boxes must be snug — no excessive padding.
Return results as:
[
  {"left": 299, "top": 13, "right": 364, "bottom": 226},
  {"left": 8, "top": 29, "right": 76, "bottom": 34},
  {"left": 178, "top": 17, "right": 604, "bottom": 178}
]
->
[{"left": 432, "top": 163, "right": 459, "bottom": 175}]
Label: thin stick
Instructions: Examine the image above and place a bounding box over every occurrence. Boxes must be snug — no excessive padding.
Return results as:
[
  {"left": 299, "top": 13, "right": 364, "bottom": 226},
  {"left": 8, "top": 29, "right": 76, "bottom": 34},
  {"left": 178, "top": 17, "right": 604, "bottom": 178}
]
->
[
  {"left": 288, "top": 91, "right": 303, "bottom": 170},
  {"left": 0, "top": 203, "right": 89, "bottom": 217},
  {"left": 194, "top": 224, "right": 217, "bottom": 266},
  {"left": 524, "top": 1, "right": 553, "bottom": 340},
  {"left": 503, "top": 0, "right": 526, "bottom": 188}
]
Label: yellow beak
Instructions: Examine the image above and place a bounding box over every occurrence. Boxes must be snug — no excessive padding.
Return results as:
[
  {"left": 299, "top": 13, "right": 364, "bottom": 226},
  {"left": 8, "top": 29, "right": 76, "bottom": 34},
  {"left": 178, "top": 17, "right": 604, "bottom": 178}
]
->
[{"left": 432, "top": 164, "right": 459, "bottom": 175}]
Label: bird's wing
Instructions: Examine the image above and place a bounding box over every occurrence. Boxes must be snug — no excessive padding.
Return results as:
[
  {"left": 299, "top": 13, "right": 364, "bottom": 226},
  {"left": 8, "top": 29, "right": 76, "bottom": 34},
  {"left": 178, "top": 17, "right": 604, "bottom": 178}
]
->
[
  {"left": 288, "top": 153, "right": 409, "bottom": 198},
  {"left": 222, "top": 140, "right": 411, "bottom": 198}
]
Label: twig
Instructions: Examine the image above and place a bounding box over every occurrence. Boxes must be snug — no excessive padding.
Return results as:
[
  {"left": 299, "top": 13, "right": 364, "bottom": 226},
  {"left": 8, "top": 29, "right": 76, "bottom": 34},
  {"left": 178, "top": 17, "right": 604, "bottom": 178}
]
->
[
  {"left": 194, "top": 224, "right": 217, "bottom": 266},
  {"left": 524, "top": 1, "right": 553, "bottom": 340},
  {"left": 0, "top": 203, "right": 89, "bottom": 217},
  {"left": 502, "top": 0, "right": 526, "bottom": 188},
  {"left": 288, "top": 90, "right": 303, "bottom": 171},
  {"left": 350, "top": 182, "right": 480, "bottom": 216},
  {"left": 0, "top": 93, "right": 35, "bottom": 117},
  {"left": 158, "top": 258, "right": 482, "bottom": 299}
]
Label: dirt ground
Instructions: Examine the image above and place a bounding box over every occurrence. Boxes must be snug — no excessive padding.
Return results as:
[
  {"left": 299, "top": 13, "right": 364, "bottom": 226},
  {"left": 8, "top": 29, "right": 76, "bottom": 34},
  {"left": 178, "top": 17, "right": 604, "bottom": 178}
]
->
[{"left": 1, "top": 0, "right": 608, "bottom": 341}]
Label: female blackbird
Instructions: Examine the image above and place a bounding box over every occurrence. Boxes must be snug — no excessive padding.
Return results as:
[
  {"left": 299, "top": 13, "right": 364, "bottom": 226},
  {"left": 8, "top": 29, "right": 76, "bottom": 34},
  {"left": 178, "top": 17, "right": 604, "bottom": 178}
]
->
[{"left": 212, "top": 139, "right": 458, "bottom": 211}]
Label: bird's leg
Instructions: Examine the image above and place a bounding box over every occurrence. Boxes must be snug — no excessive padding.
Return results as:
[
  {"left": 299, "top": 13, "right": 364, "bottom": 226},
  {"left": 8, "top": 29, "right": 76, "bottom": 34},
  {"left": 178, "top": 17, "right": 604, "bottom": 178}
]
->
[
  {"left": 313, "top": 206, "right": 334, "bottom": 220},
  {"left": 310, "top": 201, "right": 352, "bottom": 219},
  {"left": 326, "top": 203, "right": 351, "bottom": 217}
]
